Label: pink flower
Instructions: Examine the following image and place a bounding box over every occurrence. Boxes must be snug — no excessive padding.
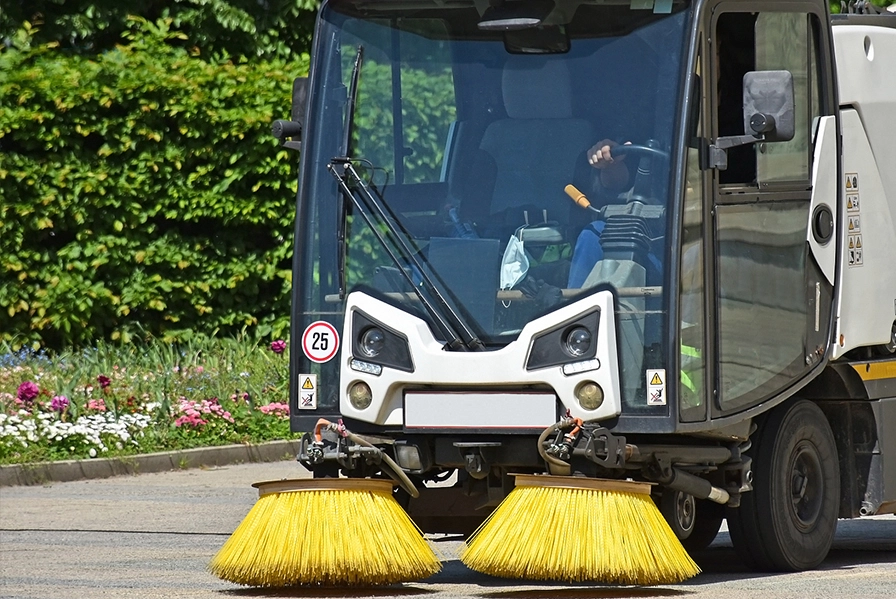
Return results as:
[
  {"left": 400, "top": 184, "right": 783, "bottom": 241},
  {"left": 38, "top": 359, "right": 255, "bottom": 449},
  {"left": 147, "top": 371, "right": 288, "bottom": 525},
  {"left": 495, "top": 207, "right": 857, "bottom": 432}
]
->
[
  {"left": 174, "top": 397, "right": 234, "bottom": 425},
  {"left": 258, "top": 402, "right": 290, "bottom": 418},
  {"left": 17, "top": 381, "right": 39, "bottom": 404},
  {"left": 87, "top": 399, "right": 107, "bottom": 412},
  {"left": 270, "top": 340, "right": 287, "bottom": 355},
  {"left": 175, "top": 413, "right": 207, "bottom": 427},
  {"left": 50, "top": 396, "right": 70, "bottom": 412}
]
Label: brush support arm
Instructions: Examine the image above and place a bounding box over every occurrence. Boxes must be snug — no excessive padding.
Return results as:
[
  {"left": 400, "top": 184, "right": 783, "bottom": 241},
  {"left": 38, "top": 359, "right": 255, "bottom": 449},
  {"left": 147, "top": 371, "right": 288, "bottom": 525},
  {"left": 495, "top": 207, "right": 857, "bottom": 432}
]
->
[{"left": 299, "top": 427, "right": 420, "bottom": 498}]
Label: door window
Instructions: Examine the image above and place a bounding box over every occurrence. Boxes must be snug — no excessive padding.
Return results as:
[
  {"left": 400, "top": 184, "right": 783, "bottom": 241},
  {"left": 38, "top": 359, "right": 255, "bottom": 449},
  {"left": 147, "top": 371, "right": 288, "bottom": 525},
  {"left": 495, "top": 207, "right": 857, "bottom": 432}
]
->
[
  {"left": 754, "top": 12, "right": 819, "bottom": 184},
  {"left": 716, "top": 201, "right": 809, "bottom": 411},
  {"left": 712, "top": 9, "right": 823, "bottom": 413}
]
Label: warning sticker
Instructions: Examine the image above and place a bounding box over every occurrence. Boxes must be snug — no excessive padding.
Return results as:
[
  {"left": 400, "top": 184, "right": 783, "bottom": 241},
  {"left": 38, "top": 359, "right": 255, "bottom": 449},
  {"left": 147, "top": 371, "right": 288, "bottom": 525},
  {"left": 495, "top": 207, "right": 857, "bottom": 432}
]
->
[
  {"left": 848, "top": 235, "right": 864, "bottom": 267},
  {"left": 646, "top": 369, "right": 667, "bottom": 406},
  {"left": 845, "top": 173, "right": 862, "bottom": 268},
  {"left": 298, "top": 374, "right": 317, "bottom": 410}
]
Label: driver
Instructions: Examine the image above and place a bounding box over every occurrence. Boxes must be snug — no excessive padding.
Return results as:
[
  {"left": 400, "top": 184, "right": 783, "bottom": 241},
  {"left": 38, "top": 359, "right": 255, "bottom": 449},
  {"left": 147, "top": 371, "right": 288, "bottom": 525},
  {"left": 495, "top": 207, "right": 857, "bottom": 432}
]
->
[
  {"left": 566, "top": 138, "right": 636, "bottom": 288},
  {"left": 587, "top": 138, "right": 633, "bottom": 193}
]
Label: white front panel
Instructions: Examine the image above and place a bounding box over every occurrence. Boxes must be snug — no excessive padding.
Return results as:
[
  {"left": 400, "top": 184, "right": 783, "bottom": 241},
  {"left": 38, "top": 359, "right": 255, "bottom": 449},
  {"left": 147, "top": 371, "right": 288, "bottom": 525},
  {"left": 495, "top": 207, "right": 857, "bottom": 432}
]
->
[
  {"left": 339, "top": 290, "right": 623, "bottom": 425},
  {"left": 404, "top": 392, "right": 556, "bottom": 429}
]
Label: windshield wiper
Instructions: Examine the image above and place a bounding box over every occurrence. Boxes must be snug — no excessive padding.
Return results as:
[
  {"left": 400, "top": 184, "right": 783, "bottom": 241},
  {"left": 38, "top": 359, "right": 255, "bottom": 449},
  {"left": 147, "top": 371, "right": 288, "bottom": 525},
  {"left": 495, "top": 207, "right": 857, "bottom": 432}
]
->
[
  {"left": 329, "top": 160, "right": 485, "bottom": 352},
  {"left": 328, "top": 45, "right": 483, "bottom": 351}
]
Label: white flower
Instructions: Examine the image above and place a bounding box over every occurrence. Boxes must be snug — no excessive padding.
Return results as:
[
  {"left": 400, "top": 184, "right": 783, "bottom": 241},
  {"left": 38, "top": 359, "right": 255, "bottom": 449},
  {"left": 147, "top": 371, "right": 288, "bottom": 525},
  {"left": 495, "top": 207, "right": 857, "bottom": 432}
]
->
[{"left": 88, "top": 448, "right": 97, "bottom": 458}]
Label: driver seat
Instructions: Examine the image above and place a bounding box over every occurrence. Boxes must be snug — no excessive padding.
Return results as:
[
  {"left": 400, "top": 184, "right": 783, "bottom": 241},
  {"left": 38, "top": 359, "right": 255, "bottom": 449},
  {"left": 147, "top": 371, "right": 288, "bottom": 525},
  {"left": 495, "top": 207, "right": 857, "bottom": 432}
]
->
[{"left": 478, "top": 57, "right": 593, "bottom": 227}]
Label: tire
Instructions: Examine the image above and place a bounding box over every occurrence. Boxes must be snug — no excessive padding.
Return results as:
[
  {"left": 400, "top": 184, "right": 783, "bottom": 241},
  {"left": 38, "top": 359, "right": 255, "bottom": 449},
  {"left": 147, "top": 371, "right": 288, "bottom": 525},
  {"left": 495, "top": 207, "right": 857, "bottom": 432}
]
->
[
  {"left": 682, "top": 498, "right": 725, "bottom": 552},
  {"left": 728, "top": 400, "right": 839, "bottom": 571},
  {"left": 660, "top": 490, "right": 725, "bottom": 552},
  {"left": 660, "top": 489, "right": 697, "bottom": 540}
]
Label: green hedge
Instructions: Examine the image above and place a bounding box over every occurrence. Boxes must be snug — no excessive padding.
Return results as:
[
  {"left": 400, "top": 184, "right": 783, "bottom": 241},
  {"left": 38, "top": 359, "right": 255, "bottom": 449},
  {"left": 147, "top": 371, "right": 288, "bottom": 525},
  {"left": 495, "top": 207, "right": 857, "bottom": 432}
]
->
[
  {"left": 0, "top": 1, "right": 319, "bottom": 61},
  {"left": 0, "top": 20, "right": 309, "bottom": 349}
]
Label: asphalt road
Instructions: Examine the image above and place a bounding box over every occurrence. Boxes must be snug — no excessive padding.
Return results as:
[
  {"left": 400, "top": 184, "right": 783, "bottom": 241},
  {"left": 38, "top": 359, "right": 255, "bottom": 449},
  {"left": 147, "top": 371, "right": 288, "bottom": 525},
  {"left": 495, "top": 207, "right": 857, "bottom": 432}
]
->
[{"left": 1, "top": 461, "right": 894, "bottom": 599}]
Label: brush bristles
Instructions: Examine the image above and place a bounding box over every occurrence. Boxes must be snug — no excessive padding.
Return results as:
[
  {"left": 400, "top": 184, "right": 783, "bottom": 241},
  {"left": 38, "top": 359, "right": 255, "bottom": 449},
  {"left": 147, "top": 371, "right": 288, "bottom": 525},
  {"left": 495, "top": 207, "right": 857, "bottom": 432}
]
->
[
  {"left": 461, "top": 485, "right": 701, "bottom": 585},
  {"left": 210, "top": 488, "right": 441, "bottom": 587}
]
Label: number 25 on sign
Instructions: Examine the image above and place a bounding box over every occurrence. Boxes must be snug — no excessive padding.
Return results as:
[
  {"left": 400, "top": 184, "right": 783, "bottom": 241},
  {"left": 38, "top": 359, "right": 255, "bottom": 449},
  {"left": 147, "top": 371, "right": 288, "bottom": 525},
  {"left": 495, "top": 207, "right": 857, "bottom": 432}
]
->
[{"left": 301, "top": 321, "right": 340, "bottom": 363}]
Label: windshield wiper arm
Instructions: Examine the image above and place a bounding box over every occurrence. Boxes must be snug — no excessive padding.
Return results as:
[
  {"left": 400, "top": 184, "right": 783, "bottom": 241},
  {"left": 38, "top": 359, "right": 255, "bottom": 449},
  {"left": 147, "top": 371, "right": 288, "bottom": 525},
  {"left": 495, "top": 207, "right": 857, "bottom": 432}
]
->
[
  {"left": 340, "top": 45, "right": 364, "bottom": 161},
  {"left": 335, "top": 45, "right": 365, "bottom": 299},
  {"left": 328, "top": 160, "right": 485, "bottom": 351},
  {"left": 328, "top": 45, "right": 482, "bottom": 351}
]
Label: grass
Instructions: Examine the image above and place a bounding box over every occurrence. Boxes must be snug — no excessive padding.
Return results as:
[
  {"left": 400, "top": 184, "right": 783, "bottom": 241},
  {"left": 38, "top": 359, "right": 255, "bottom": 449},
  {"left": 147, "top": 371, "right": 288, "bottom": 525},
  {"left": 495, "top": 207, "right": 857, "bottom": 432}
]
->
[{"left": 0, "top": 335, "right": 298, "bottom": 465}]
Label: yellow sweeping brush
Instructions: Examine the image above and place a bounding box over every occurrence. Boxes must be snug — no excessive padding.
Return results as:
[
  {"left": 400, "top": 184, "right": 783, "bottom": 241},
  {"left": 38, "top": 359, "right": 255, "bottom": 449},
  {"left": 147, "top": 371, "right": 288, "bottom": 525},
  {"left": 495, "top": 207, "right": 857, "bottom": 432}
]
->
[
  {"left": 461, "top": 474, "right": 700, "bottom": 585},
  {"left": 210, "top": 478, "right": 441, "bottom": 587}
]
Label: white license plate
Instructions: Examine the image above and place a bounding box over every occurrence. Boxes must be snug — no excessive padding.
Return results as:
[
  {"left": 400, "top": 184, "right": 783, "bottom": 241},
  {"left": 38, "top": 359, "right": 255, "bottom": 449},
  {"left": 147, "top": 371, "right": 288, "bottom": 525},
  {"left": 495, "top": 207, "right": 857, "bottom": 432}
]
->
[{"left": 404, "top": 392, "right": 557, "bottom": 430}]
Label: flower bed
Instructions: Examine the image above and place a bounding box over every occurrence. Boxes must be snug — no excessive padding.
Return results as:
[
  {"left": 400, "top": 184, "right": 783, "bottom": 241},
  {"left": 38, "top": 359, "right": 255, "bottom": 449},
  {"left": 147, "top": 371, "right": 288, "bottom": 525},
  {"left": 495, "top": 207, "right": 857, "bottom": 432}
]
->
[{"left": 0, "top": 337, "right": 297, "bottom": 464}]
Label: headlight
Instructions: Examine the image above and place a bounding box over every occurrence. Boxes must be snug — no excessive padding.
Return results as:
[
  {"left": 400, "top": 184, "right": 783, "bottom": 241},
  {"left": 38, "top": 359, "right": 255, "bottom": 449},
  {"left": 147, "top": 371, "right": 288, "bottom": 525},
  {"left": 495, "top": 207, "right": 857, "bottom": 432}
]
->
[
  {"left": 575, "top": 381, "right": 604, "bottom": 410},
  {"left": 348, "top": 381, "right": 373, "bottom": 410},
  {"left": 360, "top": 327, "right": 386, "bottom": 357},
  {"left": 526, "top": 310, "right": 600, "bottom": 371},
  {"left": 564, "top": 326, "right": 592, "bottom": 357},
  {"left": 351, "top": 311, "right": 414, "bottom": 373}
]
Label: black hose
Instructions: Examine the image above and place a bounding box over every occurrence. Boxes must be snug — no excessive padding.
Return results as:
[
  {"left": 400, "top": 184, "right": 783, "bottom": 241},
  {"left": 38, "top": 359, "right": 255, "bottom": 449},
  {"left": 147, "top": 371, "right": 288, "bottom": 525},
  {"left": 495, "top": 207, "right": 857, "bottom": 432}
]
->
[
  {"left": 537, "top": 420, "right": 572, "bottom": 476},
  {"left": 347, "top": 432, "right": 420, "bottom": 499}
]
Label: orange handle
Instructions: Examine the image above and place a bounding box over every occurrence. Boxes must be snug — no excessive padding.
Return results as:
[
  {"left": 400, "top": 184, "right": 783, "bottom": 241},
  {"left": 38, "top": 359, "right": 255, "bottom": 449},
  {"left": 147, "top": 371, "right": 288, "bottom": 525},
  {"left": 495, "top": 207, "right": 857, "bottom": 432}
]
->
[
  {"left": 564, "top": 184, "right": 591, "bottom": 209},
  {"left": 313, "top": 418, "right": 333, "bottom": 442}
]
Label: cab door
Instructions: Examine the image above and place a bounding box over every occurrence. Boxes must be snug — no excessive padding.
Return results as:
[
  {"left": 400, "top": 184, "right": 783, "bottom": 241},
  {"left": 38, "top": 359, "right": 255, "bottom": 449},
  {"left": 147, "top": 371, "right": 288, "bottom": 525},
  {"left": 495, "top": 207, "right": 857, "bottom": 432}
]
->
[{"left": 706, "top": 2, "right": 836, "bottom": 416}]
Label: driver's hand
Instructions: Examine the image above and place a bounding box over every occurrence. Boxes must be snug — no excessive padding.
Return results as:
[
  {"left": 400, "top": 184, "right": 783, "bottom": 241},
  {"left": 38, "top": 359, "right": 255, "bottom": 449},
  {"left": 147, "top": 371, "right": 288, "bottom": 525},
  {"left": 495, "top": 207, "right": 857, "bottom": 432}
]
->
[{"left": 587, "top": 139, "right": 631, "bottom": 169}]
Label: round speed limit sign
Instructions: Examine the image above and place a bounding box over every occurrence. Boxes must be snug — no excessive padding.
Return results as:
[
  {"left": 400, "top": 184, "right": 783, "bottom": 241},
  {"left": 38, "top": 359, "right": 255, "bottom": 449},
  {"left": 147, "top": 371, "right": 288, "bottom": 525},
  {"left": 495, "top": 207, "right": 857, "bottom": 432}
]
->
[{"left": 301, "top": 321, "right": 340, "bottom": 363}]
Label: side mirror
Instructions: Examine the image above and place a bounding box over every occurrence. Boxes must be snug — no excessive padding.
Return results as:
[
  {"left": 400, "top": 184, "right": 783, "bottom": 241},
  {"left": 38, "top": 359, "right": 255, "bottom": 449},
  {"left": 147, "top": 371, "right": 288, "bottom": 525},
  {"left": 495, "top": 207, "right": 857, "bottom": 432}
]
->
[
  {"left": 708, "top": 70, "right": 795, "bottom": 170},
  {"left": 742, "top": 70, "right": 794, "bottom": 143},
  {"left": 272, "top": 77, "right": 308, "bottom": 152}
]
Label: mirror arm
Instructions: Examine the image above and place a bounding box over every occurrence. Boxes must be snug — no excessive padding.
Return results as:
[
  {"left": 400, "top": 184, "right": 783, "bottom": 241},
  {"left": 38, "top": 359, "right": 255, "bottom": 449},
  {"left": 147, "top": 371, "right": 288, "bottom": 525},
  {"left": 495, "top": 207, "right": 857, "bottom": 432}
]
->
[
  {"left": 707, "top": 134, "right": 763, "bottom": 171},
  {"left": 715, "top": 133, "right": 763, "bottom": 151},
  {"left": 272, "top": 119, "right": 302, "bottom": 152},
  {"left": 707, "top": 109, "right": 779, "bottom": 170}
]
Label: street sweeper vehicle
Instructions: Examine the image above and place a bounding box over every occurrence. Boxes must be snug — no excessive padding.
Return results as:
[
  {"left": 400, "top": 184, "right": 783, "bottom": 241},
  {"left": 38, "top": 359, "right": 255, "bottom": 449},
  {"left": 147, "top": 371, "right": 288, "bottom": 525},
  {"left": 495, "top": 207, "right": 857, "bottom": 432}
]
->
[{"left": 221, "top": 0, "right": 896, "bottom": 584}]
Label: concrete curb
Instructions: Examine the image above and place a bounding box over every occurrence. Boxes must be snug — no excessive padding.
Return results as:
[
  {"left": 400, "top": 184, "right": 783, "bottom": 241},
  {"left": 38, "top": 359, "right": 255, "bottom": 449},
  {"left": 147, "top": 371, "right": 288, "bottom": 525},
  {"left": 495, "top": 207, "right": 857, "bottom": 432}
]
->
[{"left": 0, "top": 440, "right": 302, "bottom": 487}]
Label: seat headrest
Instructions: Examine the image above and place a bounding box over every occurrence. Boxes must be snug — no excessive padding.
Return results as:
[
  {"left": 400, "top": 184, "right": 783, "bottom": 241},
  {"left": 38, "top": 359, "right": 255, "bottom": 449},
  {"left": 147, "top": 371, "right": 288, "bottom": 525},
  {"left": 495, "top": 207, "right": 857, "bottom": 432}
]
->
[{"left": 502, "top": 57, "right": 572, "bottom": 120}]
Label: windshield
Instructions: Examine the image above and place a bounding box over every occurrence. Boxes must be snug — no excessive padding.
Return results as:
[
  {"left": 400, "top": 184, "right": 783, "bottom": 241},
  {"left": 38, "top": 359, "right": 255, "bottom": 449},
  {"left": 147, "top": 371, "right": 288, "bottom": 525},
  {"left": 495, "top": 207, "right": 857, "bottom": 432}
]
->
[{"left": 296, "top": 0, "right": 691, "bottom": 405}]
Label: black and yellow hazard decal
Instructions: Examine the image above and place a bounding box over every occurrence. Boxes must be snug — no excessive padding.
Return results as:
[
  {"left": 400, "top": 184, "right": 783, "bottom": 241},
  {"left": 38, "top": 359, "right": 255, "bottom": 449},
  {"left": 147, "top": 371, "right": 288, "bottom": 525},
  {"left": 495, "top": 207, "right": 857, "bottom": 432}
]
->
[
  {"left": 851, "top": 360, "right": 896, "bottom": 382},
  {"left": 850, "top": 359, "right": 896, "bottom": 399}
]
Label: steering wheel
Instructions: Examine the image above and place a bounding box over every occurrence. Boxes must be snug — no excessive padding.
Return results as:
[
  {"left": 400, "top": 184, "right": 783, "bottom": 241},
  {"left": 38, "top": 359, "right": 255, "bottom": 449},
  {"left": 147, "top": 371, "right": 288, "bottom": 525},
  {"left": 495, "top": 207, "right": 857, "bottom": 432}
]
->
[
  {"left": 610, "top": 143, "right": 670, "bottom": 161},
  {"left": 609, "top": 143, "right": 670, "bottom": 206}
]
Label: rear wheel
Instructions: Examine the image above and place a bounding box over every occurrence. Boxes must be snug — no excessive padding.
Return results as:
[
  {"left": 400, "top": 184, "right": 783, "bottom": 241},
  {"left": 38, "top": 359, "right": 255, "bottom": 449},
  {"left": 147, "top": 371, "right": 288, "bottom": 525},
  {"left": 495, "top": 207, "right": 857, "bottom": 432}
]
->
[{"left": 728, "top": 399, "right": 839, "bottom": 571}]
